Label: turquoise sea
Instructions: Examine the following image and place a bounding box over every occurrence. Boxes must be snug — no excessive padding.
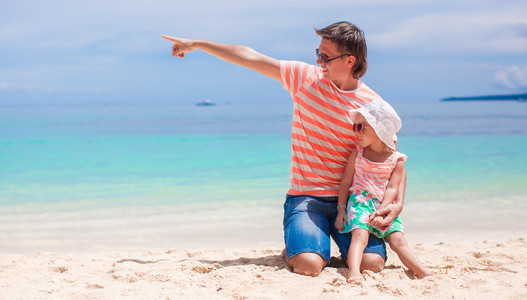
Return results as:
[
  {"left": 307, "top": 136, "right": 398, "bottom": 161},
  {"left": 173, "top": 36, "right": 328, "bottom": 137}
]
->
[{"left": 1, "top": 100, "right": 527, "bottom": 253}]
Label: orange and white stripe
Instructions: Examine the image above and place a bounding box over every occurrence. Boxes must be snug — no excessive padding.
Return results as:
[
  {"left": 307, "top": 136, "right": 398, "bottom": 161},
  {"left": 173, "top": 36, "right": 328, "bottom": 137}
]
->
[
  {"left": 352, "top": 147, "right": 408, "bottom": 200},
  {"left": 280, "top": 61, "right": 384, "bottom": 197}
]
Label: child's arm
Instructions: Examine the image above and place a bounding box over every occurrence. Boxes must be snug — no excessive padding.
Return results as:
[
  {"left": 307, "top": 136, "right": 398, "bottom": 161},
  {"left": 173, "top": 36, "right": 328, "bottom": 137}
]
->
[
  {"left": 369, "top": 168, "right": 406, "bottom": 226},
  {"left": 370, "top": 159, "right": 405, "bottom": 226},
  {"left": 335, "top": 149, "right": 358, "bottom": 231}
]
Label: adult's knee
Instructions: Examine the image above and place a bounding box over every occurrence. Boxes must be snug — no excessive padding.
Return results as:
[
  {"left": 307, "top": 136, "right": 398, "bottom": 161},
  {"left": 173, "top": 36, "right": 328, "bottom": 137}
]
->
[
  {"left": 360, "top": 253, "right": 385, "bottom": 273},
  {"left": 288, "top": 252, "right": 326, "bottom": 277}
]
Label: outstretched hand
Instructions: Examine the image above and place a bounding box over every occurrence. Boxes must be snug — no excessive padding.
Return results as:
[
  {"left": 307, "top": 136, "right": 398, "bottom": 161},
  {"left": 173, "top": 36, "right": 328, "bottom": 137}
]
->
[{"left": 161, "top": 35, "right": 195, "bottom": 58}]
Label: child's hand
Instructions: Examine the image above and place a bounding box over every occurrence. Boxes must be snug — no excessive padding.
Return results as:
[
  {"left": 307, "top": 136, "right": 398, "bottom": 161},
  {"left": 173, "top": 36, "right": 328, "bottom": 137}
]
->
[
  {"left": 369, "top": 211, "right": 386, "bottom": 226},
  {"left": 368, "top": 204, "right": 398, "bottom": 227},
  {"left": 335, "top": 210, "right": 347, "bottom": 231},
  {"left": 370, "top": 215, "right": 384, "bottom": 227}
]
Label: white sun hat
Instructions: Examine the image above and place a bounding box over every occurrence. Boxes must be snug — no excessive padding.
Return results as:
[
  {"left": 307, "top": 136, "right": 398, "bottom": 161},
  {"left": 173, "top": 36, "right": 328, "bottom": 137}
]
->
[{"left": 349, "top": 100, "right": 402, "bottom": 150}]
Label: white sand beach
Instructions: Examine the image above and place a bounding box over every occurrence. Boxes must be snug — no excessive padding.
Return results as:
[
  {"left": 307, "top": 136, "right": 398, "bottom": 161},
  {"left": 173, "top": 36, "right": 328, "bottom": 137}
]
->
[
  {"left": 2, "top": 196, "right": 527, "bottom": 299},
  {"left": 1, "top": 237, "right": 526, "bottom": 299}
]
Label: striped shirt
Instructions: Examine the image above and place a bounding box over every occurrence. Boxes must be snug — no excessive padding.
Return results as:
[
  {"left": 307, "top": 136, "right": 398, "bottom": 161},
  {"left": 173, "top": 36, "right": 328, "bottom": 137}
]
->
[
  {"left": 280, "top": 60, "right": 385, "bottom": 197},
  {"left": 352, "top": 146, "right": 407, "bottom": 200}
]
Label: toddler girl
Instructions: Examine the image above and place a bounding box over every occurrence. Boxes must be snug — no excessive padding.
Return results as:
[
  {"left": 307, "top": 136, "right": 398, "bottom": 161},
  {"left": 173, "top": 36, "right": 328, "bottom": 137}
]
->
[{"left": 335, "top": 99, "right": 432, "bottom": 282}]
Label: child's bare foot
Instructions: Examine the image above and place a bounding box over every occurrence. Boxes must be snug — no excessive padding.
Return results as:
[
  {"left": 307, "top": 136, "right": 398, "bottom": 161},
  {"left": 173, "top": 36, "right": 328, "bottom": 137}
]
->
[
  {"left": 346, "top": 271, "right": 363, "bottom": 283},
  {"left": 416, "top": 269, "right": 434, "bottom": 279}
]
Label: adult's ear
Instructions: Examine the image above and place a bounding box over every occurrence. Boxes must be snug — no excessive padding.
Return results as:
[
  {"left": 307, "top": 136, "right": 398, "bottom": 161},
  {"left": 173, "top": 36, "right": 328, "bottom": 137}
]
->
[{"left": 346, "top": 55, "right": 356, "bottom": 70}]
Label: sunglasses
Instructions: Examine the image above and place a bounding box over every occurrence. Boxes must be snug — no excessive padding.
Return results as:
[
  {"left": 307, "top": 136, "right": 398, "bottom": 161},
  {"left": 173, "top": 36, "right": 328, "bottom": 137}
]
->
[
  {"left": 352, "top": 123, "right": 370, "bottom": 133},
  {"left": 316, "top": 48, "right": 351, "bottom": 66}
]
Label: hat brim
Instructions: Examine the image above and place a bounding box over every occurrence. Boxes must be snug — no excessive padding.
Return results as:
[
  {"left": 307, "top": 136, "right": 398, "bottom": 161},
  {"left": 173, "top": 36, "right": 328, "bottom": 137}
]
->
[{"left": 349, "top": 107, "right": 397, "bottom": 150}]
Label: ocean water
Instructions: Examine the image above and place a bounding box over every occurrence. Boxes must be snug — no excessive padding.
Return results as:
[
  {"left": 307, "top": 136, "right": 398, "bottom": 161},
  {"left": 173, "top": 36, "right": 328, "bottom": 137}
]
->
[{"left": 1, "top": 100, "right": 527, "bottom": 252}]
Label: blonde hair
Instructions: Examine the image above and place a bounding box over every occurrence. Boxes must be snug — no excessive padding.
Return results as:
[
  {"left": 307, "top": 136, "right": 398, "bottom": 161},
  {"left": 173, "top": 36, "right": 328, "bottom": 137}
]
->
[{"left": 381, "top": 143, "right": 394, "bottom": 153}]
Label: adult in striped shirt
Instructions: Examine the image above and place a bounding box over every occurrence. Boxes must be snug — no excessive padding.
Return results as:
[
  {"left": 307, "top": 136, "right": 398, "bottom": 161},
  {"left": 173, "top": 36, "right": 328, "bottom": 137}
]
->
[{"left": 162, "top": 21, "right": 406, "bottom": 277}]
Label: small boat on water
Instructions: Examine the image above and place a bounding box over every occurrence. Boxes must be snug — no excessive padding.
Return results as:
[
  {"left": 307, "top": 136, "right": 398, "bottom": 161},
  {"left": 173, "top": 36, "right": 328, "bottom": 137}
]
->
[{"left": 196, "top": 99, "right": 215, "bottom": 106}]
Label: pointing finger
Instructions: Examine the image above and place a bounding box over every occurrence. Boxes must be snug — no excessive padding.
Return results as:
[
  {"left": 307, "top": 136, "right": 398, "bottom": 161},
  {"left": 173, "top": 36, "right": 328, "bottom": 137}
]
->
[{"left": 162, "top": 35, "right": 177, "bottom": 42}]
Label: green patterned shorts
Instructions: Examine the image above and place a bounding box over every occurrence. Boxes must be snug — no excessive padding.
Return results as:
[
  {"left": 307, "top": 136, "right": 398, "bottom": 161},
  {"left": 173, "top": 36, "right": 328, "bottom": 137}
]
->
[{"left": 341, "top": 189, "right": 404, "bottom": 239}]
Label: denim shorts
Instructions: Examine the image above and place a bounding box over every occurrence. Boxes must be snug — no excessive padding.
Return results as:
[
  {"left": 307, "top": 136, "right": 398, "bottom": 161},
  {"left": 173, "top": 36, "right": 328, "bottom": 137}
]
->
[{"left": 283, "top": 194, "right": 387, "bottom": 264}]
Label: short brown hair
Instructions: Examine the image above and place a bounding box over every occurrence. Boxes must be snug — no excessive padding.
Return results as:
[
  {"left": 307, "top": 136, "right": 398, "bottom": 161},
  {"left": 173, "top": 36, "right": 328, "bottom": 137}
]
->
[{"left": 315, "top": 21, "right": 368, "bottom": 78}]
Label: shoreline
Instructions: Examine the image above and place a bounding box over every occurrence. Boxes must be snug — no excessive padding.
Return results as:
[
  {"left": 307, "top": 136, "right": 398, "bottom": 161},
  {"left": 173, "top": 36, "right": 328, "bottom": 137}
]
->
[
  {"left": 2, "top": 198, "right": 527, "bottom": 255},
  {"left": 2, "top": 195, "right": 527, "bottom": 255}
]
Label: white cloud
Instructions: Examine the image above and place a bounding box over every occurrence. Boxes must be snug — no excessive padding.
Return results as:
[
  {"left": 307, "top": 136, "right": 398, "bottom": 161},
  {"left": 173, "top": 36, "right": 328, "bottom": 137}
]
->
[
  {"left": 1, "top": 0, "right": 526, "bottom": 102},
  {"left": 0, "top": 82, "right": 44, "bottom": 92},
  {"left": 0, "top": 82, "right": 11, "bottom": 90},
  {"left": 494, "top": 66, "right": 527, "bottom": 90},
  {"left": 367, "top": 2, "right": 527, "bottom": 54},
  {"left": 2, "top": 0, "right": 525, "bottom": 56}
]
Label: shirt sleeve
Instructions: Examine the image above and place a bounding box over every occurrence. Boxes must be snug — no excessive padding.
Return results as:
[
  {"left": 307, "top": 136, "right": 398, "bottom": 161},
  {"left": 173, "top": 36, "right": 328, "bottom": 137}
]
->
[
  {"left": 279, "top": 60, "right": 313, "bottom": 98},
  {"left": 396, "top": 152, "right": 408, "bottom": 163}
]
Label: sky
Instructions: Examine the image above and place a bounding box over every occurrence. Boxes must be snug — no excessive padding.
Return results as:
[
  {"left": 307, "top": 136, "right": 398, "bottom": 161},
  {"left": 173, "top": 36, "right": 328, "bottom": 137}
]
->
[{"left": 0, "top": 0, "right": 526, "bottom": 105}]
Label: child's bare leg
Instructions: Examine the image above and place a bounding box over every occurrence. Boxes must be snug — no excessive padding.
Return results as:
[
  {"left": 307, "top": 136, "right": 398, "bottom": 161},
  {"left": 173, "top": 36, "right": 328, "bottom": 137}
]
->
[
  {"left": 347, "top": 229, "right": 370, "bottom": 283},
  {"left": 385, "top": 232, "right": 433, "bottom": 278}
]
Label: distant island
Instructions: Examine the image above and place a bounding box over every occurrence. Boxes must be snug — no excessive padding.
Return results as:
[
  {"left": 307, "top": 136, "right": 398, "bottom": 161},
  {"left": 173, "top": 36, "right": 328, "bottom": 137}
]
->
[{"left": 441, "top": 93, "right": 527, "bottom": 102}]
